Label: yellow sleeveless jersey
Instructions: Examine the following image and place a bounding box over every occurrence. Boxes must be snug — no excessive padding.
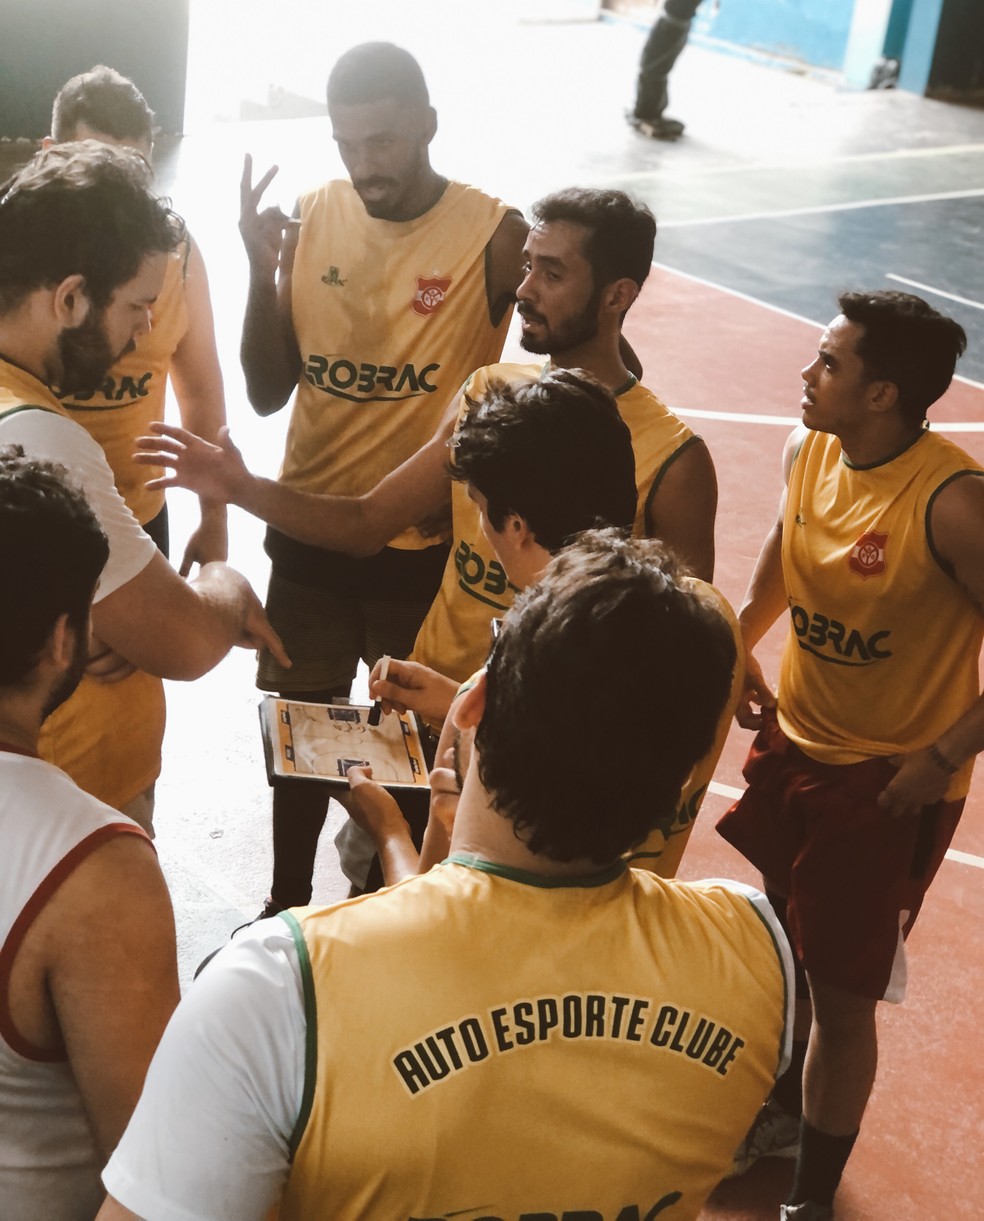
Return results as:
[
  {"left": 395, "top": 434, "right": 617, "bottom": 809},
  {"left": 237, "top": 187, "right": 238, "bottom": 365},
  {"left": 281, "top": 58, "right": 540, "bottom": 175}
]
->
[
  {"left": 285, "top": 179, "right": 514, "bottom": 550},
  {"left": 0, "top": 360, "right": 165, "bottom": 810},
  {"left": 780, "top": 428, "right": 984, "bottom": 796},
  {"left": 279, "top": 859, "right": 790, "bottom": 1221},
  {"left": 60, "top": 244, "right": 189, "bottom": 524},
  {"left": 411, "top": 362, "right": 699, "bottom": 683}
]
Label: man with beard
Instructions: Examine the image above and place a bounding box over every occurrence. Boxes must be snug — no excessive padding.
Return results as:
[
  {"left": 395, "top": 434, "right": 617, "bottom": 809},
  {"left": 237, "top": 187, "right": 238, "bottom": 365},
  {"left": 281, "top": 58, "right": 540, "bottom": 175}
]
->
[
  {"left": 49, "top": 64, "right": 229, "bottom": 573},
  {"left": 140, "top": 185, "right": 719, "bottom": 888},
  {"left": 0, "top": 142, "right": 286, "bottom": 825},
  {"left": 0, "top": 449, "right": 180, "bottom": 1221},
  {"left": 98, "top": 530, "right": 791, "bottom": 1221},
  {"left": 237, "top": 40, "right": 526, "bottom": 916}
]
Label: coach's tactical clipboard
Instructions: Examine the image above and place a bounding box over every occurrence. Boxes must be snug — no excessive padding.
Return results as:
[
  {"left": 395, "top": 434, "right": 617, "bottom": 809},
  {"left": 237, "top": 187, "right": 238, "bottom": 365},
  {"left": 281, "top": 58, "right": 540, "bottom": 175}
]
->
[{"left": 259, "top": 697, "right": 429, "bottom": 789}]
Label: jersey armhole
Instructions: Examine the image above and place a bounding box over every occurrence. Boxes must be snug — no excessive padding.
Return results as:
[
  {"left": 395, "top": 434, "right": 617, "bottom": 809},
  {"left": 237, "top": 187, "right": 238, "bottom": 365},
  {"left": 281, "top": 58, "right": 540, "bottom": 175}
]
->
[
  {"left": 0, "top": 822, "right": 149, "bottom": 1061},
  {"left": 279, "top": 910, "right": 318, "bottom": 1160},
  {"left": 642, "top": 433, "right": 702, "bottom": 536},
  {"left": 925, "top": 469, "right": 984, "bottom": 580},
  {"left": 741, "top": 890, "right": 796, "bottom": 1082}
]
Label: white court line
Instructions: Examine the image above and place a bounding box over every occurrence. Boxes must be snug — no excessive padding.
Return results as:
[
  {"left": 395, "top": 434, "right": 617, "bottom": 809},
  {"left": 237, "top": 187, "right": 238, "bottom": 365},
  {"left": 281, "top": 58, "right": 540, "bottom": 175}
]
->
[
  {"left": 614, "top": 142, "right": 984, "bottom": 185},
  {"left": 658, "top": 186, "right": 984, "bottom": 231},
  {"left": 886, "top": 274, "right": 984, "bottom": 312},
  {"left": 707, "top": 780, "right": 984, "bottom": 870},
  {"left": 653, "top": 263, "right": 984, "bottom": 396}
]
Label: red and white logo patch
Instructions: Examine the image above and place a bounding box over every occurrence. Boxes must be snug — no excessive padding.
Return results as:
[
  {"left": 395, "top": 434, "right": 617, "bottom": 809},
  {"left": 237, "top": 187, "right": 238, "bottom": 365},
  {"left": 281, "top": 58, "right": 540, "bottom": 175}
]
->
[
  {"left": 411, "top": 275, "right": 452, "bottom": 317},
  {"left": 849, "top": 531, "right": 888, "bottom": 578}
]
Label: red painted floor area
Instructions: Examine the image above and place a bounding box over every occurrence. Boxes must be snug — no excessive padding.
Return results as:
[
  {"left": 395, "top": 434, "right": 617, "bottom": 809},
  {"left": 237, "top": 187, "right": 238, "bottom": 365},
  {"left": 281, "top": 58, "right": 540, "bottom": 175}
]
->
[{"left": 626, "top": 268, "right": 984, "bottom": 1219}]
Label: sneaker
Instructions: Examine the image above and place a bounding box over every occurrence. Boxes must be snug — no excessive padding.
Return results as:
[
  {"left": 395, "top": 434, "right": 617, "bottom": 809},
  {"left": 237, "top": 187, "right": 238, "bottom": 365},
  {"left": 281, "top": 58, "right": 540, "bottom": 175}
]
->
[
  {"left": 780, "top": 1203, "right": 833, "bottom": 1220},
  {"left": 729, "top": 1098, "right": 801, "bottom": 1177},
  {"left": 194, "top": 898, "right": 284, "bottom": 979},
  {"left": 625, "top": 110, "right": 685, "bottom": 140}
]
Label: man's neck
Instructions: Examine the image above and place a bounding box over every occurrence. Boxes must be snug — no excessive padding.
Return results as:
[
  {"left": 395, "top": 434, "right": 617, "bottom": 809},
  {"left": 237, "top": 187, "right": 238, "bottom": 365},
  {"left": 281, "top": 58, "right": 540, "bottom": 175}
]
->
[
  {"left": 0, "top": 303, "right": 56, "bottom": 387},
  {"left": 449, "top": 768, "right": 615, "bottom": 880},
  {"left": 380, "top": 169, "right": 448, "bottom": 223},
  {"left": 835, "top": 418, "right": 924, "bottom": 468},
  {"left": 548, "top": 333, "right": 631, "bottom": 394},
  {"left": 0, "top": 702, "right": 41, "bottom": 755}
]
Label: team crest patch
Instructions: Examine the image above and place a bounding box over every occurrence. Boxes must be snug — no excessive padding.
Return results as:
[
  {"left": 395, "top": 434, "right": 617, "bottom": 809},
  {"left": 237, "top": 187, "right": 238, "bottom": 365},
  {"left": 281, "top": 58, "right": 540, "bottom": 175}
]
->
[
  {"left": 849, "top": 530, "right": 888, "bottom": 578},
  {"left": 411, "top": 275, "right": 452, "bottom": 317}
]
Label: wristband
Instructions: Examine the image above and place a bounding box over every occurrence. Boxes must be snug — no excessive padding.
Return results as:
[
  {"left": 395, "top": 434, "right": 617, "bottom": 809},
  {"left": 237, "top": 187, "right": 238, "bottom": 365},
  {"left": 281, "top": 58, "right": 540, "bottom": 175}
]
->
[{"left": 927, "top": 743, "right": 959, "bottom": 775}]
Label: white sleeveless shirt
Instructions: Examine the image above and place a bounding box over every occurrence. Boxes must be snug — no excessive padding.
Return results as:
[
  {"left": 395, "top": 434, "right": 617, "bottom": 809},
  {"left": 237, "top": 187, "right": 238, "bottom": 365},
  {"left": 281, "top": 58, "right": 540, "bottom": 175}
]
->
[{"left": 0, "top": 747, "right": 145, "bottom": 1221}]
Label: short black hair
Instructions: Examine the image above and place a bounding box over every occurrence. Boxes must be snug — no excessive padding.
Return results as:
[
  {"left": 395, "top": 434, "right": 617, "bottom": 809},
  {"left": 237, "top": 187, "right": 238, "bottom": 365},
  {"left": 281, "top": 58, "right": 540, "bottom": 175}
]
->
[
  {"left": 450, "top": 369, "right": 637, "bottom": 552},
  {"left": 327, "top": 42, "right": 430, "bottom": 108},
  {"left": 531, "top": 188, "right": 656, "bottom": 292},
  {"left": 476, "top": 529, "right": 736, "bottom": 865},
  {"left": 838, "top": 290, "right": 967, "bottom": 427},
  {"left": 0, "top": 141, "right": 184, "bottom": 314},
  {"left": 51, "top": 65, "right": 155, "bottom": 145},
  {"left": 0, "top": 447, "right": 108, "bottom": 686}
]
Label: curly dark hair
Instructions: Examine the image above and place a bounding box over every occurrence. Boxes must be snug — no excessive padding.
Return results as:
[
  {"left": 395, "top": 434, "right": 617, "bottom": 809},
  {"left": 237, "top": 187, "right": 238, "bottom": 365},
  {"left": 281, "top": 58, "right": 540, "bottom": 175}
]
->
[
  {"left": 449, "top": 369, "right": 637, "bottom": 552},
  {"left": 475, "top": 529, "right": 736, "bottom": 864},
  {"left": 0, "top": 141, "right": 184, "bottom": 313},
  {"left": 838, "top": 290, "right": 967, "bottom": 427},
  {"left": 0, "top": 446, "right": 108, "bottom": 686}
]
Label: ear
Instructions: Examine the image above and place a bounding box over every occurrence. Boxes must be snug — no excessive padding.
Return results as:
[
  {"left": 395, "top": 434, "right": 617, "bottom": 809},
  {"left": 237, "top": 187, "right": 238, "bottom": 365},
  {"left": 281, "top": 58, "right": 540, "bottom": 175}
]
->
[
  {"left": 422, "top": 105, "right": 438, "bottom": 145},
  {"left": 41, "top": 135, "right": 54, "bottom": 150},
  {"left": 47, "top": 612, "right": 75, "bottom": 670},
  {"left": 52, "top": 275, "right": 91, "bottom": 328},
  {"left": 598, "top": 276, "right": 639, "bottom": 317},
  {"left": 868, "top": 379, "right": 900, "bottom": 415},
  {"left": 451, "top": 670, "right": 487, "bottom": 732}
]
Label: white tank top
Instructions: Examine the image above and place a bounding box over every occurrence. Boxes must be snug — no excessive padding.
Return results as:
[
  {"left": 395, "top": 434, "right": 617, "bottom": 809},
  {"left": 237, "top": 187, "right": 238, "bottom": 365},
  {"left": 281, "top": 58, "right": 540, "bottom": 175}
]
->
[{"left": 0, "top": 747, "right": 145, "bottom": 1221}]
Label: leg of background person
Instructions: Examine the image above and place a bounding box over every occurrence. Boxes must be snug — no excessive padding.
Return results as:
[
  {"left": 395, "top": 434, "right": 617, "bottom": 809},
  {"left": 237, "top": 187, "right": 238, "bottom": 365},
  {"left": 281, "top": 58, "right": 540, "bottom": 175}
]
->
[
  {"left": 632, "top": 0, "right": 702, "bottom": 126},
  {"left": 787, "top": 975, "right": 875, "bottom": 1208},
  {"left": 766, "top": 886, "right": 811, "bottom": 1117},
  {"left": 342, "top": 593, "right": 444, "bottom": 893}
]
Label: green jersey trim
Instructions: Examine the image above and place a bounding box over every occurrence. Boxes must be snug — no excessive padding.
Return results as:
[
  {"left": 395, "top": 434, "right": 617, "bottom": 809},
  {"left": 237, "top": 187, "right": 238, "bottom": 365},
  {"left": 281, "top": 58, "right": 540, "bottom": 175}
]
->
[
  {"left": 279, "top": 910, "right": 318, "bottom": 1161},
  {"left": 446, "top": 851, "right": 627, "bottom": 889}
]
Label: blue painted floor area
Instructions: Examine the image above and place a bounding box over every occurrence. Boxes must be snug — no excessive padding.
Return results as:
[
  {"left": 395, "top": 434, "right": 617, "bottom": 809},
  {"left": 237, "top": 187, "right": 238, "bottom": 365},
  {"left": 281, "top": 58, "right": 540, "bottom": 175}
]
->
[{"left": 655, "top": 195, "right": 984, "bottom": 382}]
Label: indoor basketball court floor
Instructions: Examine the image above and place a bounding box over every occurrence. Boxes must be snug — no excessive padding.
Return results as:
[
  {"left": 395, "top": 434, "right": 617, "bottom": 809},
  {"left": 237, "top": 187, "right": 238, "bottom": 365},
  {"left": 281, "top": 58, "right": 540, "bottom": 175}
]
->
[{"left": 6, "top": 7, "right": 983, "bottom": 1216}]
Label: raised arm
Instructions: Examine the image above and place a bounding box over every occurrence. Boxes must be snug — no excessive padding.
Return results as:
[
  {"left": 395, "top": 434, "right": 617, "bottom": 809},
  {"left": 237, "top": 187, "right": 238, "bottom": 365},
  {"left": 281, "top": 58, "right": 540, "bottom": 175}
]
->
[
  {"left": 239, "top": 156, "right": 301, "bottom": 415},
  {"left": 485, "top": 210, "right": 528, "bottom": 325},
  {"left": 170, "top": 236, "right": 229, "bottom": 573},
  {"left": 92, "top": 552, "right": 288, "bottom": 681},
  {"left": 135, "top": 389, "right": 463, "bottom": 557},
  {"left": 643, "top": 437, "right": 717, "bottom": 582},
  {"left": 879, "top": 471, "right": 984, "bottom": 815}
]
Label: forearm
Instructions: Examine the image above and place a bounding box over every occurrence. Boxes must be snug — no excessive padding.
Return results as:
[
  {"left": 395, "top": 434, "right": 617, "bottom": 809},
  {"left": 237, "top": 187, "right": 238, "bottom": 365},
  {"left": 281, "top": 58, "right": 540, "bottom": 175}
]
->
[
  {"left": 738, "top": 521, "right": 788, "bottom": 649},
  {"left": 234, "top": 474, "right": 386, "bottom": 555},
  {"left": 375, "top": 826, "right": 421, "bottom": 887},
  {"left": 240, "top": 273, "right": 299, "bottom": 414}
]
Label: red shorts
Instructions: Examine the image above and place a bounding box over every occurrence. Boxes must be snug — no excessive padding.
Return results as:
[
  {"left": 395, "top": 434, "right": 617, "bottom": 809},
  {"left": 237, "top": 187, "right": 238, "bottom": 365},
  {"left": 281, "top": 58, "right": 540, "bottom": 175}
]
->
[{"left": 716, "top": 710, "right": 964, "bottom": 1002}]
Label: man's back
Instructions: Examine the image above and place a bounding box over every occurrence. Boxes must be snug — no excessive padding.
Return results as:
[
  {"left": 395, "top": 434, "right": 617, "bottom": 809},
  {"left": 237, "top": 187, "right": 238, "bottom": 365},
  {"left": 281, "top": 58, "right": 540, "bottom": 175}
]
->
[{"left": 104, "top": 860, "right": 792, "bottom": 1221}]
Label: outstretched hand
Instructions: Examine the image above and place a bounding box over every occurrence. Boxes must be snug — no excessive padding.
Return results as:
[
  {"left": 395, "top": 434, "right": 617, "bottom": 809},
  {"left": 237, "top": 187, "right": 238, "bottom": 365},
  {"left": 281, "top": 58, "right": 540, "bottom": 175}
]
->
[
  {"left": 135, "top": 423, "right": 250, "bottom": 505},
  {"left": 239, "top": 154, "right": 296, "bottom": 279}
]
